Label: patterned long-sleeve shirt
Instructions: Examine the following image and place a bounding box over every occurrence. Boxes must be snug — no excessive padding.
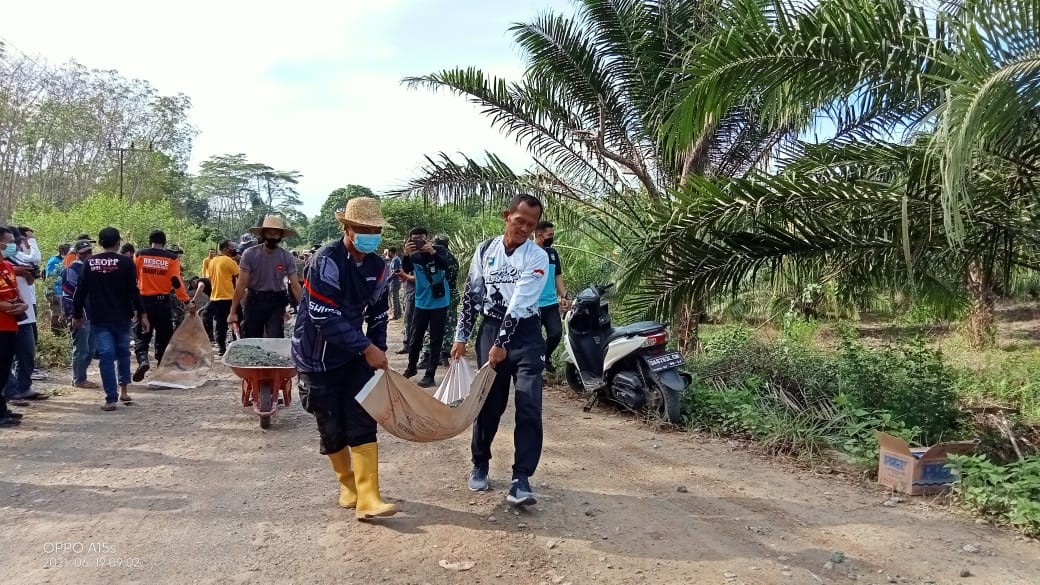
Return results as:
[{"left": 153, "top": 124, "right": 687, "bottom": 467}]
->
[
  {"left": 454, "top": 236, "right": 549, "bottom": 349},
  {"left": 291, "top": 239, "right": 389, "bottom": 373}
]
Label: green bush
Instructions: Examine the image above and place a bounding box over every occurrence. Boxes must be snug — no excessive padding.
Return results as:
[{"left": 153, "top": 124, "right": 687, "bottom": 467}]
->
[
  {"left": 835, "top": 336, "right": 967, "bottom": 444},
  {"left": 35, "top": 326, "right": 71, "bottom": 369},
  {"left": 684, "top": 326, "right": 965, "bottom": 462},
  {"left": 948, "top": 454, "right": 1040, "bottom": 537},
  {"left": 13, "top": 192, "right": 210, "bottom": 275}
]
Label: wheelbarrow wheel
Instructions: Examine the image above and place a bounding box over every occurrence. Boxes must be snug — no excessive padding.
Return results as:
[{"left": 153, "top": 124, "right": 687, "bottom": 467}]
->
[{"left": 259, "top": 380, "right": 274, "bottom": 429}]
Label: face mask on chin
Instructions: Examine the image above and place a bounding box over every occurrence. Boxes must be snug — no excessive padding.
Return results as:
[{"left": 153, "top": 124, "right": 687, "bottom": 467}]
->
[{"left": 264, "top": 237, "right": 281, "bottom": 250}]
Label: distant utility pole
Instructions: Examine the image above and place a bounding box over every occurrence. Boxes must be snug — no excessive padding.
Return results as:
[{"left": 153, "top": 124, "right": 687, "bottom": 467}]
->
[{"left": 107, "top": 140, "right": 154, "bottom": 199}]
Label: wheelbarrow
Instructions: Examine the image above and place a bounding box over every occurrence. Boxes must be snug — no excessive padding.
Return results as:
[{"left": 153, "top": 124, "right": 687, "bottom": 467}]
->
[{"left": 222, "top": 338, "right": 297, "bottom": 429}]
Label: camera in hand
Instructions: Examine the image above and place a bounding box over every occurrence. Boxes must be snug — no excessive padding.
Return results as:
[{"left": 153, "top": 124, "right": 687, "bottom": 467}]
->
[{"left": 431, "top": 279, "right": 446, "bottom": 298}]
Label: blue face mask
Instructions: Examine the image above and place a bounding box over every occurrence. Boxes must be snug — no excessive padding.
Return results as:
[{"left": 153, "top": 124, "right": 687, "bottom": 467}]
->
[
  {"left": 2, "top": 243, "right": 15, "bottom": 259},
  {"left": 353, "top": 233, "right": 382, "bottom": 254}
]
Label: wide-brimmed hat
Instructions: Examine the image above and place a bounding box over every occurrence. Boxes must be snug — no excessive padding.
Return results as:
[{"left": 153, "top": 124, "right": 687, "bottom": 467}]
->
[
  {"left": 335, "top": 197, "right": 393, "bottom": 228},
  {"left": 248, "top": 215, "right": 299, "bottom": 238}
]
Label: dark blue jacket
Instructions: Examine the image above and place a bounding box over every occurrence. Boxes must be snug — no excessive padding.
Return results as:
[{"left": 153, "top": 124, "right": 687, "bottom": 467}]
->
[{"left": 291, "top": 239, "right": 389, "bottom": 373}]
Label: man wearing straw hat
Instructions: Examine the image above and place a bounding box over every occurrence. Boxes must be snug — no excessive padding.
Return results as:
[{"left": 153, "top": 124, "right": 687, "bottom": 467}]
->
[
  {"left": 229, "top": 215, "right": 303, "bottom": 339},
  {"left": 291, "top": 197, "right": 397, "bottom": 520}
]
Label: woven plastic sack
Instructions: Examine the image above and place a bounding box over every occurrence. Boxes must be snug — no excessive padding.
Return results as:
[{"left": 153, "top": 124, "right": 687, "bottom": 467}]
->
[
  {"left": 357, "top": 360, "right": 496, "bottom": 442},
  {"left": 148, "top": 311, "right": 214, "bottom": 389}
]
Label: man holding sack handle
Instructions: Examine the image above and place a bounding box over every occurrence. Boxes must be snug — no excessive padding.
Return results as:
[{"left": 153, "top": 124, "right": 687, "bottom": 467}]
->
[
  {"left": 291, "top": 196, "right": 398, "bottom": 521},
  {"left": 452, "top": 194, "right": 549, "bottom": 507}
]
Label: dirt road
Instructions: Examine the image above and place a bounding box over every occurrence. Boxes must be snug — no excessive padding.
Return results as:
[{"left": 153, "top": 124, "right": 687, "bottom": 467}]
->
[{"left": 1, "top": 323, "right": 1038, "bottom": 585}]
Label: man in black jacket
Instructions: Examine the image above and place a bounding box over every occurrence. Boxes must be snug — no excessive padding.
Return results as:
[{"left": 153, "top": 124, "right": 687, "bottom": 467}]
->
[{"left": 73, "top": 227, "right": 150, "bottom": 410}]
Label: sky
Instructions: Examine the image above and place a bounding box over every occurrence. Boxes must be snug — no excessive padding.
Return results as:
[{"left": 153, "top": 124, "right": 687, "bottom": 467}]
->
[{"left": 4, "top": 0, "right": 575, "bottom": 216}]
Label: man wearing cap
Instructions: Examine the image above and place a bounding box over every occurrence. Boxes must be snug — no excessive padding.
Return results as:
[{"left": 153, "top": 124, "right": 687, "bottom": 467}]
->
[
  {"left": 291, "top": 197, "right": 397, "bottom": 521},
  {"left": 63, "top": 238, "right": 99, "bottom": 389},
  {"left": 419, "top": 235, "right": 460, "bottom": 368},
  {"left": 229, "top": 216, "right": 302, "bottom": 339},
  {"left": 166, "top": 244, "right": 188, "bottom": 327},
  {"left": 73, "top": 228, "right": 149, "bottom": 410},
  {"left": 132, "top": 230, "right": 189, "bottom": 381}
]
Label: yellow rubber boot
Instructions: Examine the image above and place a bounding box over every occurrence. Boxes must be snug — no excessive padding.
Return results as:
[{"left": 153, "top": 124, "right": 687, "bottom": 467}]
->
[
  {"left": 350, "top": 442, "right": 398, "bottom": 520},
  {"left": 327, "top": 449, "right": 358, "bottom": 509}
]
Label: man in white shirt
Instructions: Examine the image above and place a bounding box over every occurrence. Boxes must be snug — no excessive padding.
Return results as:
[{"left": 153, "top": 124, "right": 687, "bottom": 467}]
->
[
  {"left": 452, "top": 194, "right": 549, "bottom": 507},
  {"left": 4, "top": 227, "right": 47, "bottom": 403}
]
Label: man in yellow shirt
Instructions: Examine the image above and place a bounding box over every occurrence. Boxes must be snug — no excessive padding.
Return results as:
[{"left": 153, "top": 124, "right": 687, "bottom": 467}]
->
[
  {"left": 201, "top": 248, "right": 216, "bottom": 279},
  {"left": 192, "top": 240, "right": 239, "bottom": 356}
]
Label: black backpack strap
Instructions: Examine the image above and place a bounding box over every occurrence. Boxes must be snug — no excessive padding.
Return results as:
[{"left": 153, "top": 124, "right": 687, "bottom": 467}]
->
[{"left": 478, "top": 237, "right": 494, "bottom": 266}]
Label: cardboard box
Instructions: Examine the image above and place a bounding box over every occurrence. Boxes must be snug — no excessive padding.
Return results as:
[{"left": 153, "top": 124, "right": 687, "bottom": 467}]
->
[{"left": 875, "top": 432, "right": 976, "bottom": 495}]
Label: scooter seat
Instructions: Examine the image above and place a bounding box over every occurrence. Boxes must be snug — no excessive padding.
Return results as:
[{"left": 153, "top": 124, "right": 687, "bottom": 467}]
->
[{"left": 607, "top": 321, "right": 665, "bottom": 343}]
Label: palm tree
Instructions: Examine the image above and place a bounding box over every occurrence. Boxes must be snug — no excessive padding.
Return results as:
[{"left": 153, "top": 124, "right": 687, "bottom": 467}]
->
[
  {"left": 395, "top": 0, "right": 786, "bottom": 349},
  {"left": 635, "top": 0, "right": 1040, "bottom": 347}
]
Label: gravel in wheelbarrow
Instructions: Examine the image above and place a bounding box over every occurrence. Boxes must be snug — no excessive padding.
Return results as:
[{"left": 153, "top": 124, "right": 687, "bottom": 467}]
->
[{"left": 223, "top": 343, "right": 294, "bottom": 368}]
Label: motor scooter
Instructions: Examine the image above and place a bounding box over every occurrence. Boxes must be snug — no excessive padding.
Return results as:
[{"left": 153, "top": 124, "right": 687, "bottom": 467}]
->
[{"left": 562, "top": 284, "right": 688, "bottom": 424}]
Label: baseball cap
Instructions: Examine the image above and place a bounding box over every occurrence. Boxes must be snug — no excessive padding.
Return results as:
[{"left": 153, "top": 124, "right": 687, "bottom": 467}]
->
[
  {"left": 166, "top": 244, "right": 184, "bottom": 254},
  {"left": 74, "top": 239, "right": 95, "bottom": 253},
  {"left": 98, "top": 227, "right": 121, "bottom": 247}
]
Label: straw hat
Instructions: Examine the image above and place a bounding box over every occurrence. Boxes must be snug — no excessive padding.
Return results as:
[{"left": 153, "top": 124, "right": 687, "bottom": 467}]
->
[
  {"left": 248, "top": 215, "right": 299, "bottom": 238},
  {"left": 336, "top": 197, "right": 393, "bottom": 228}
]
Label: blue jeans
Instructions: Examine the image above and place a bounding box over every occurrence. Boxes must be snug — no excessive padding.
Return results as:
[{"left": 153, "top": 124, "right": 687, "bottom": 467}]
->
[
  {"left": 71, "top": 320, "right": 96, "bottom": 385},
  {"left": 93, "top": 321, "right": 132, "bottom": 404},
  {"left": 3, "top": 323, "right": 36, "bottom": 398}
]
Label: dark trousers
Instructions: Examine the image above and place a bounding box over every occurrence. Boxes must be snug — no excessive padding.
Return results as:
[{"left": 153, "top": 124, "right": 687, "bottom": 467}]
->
[
  {"left": 0, "top": 330, "right": 16, "bottom": 416},
  {"left": 390, "top": 282, "right": 402, "bottom": 319},
  {"left": 299, "top": 360, "right": 377, "bottom": 454},
  {"left": 243, "top": 291, "right": 288, "bottom": 338},
  {"left": 408, "top": 306, "right": 447, "bottom": 376},
  {"left": 401, "top": 287, "right": 416, "bottom": 349},
  {"left": 540, "top": 304, "right": 563, "bottom": 370},
  {"left": 201, "top": 305, "right": 214, "bottom": 342},
  {"left": 471, "top": 317, "right": 546, "bottom": 479},
  {"left": 3, "top": 323, "right": 36, "bottom": 398},
  {"left": 207, "top": 300, "right": 232, "bottom": 353},
  {"left": 136, "top": 295, "right": 173, "bottom": 365}
]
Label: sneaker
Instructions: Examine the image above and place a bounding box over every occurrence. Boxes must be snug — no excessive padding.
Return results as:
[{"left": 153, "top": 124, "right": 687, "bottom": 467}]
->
[
  {"left": 132, "top": 363, "right": 150, "bottom": 382},
  {"left": 402, "top": 367, "right": 417, "bottom": 379},
  {"left": 101, "top": 403, "right": 118, "bottom": 412},
  {"left": 468, "top": 467, "right": 490, "bottom": 492},
  {"left": 506, "top": 476, "right": 537, "bottom": 506},
  {"left": 6, "top": 411, "right": 24, "bottom": 419},
  {"left": 73, "top": 381, "right": 100, "bottom": 389},
  {"left": 0, "top": 416, "right": 21, "bottom": 427},
  {"left": 395, "top": 348, "right": 409, "bottom": 355},
  {"left": 418, "top": 374, "right": 436, "bottom": 388},
  {"left": 30, "top": 370, "right": 47, "bottom": 380}
]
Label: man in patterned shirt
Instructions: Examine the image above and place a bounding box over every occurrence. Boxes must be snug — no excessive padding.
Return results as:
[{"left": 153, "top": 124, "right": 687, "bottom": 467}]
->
[{"left": 452, "top": 194, "right": 549, "bottom": 507}]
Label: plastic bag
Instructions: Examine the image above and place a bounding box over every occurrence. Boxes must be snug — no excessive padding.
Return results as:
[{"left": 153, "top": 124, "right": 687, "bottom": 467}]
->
[
  {"left": 433, "top": 358, "right": 475, "bottom": 407},
  {"left": 357, "top": 360, "right": 496, "bottom": 442},
  {"left": 148, "top": 312, "right": 213, "bottom": 389}
]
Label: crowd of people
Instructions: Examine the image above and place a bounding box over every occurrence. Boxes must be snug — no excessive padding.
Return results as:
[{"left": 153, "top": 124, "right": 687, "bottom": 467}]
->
[
  {"left": 0, "top": 217, "right": 306, "bottom": 422},
  {"left": 1, "top": 193, "right": 570, "bottom": 521}
]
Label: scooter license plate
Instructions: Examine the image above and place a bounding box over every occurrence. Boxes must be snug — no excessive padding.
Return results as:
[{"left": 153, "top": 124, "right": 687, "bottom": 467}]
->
[{"left": 645, "top": 351, "right": 684, "bottom": 372}]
